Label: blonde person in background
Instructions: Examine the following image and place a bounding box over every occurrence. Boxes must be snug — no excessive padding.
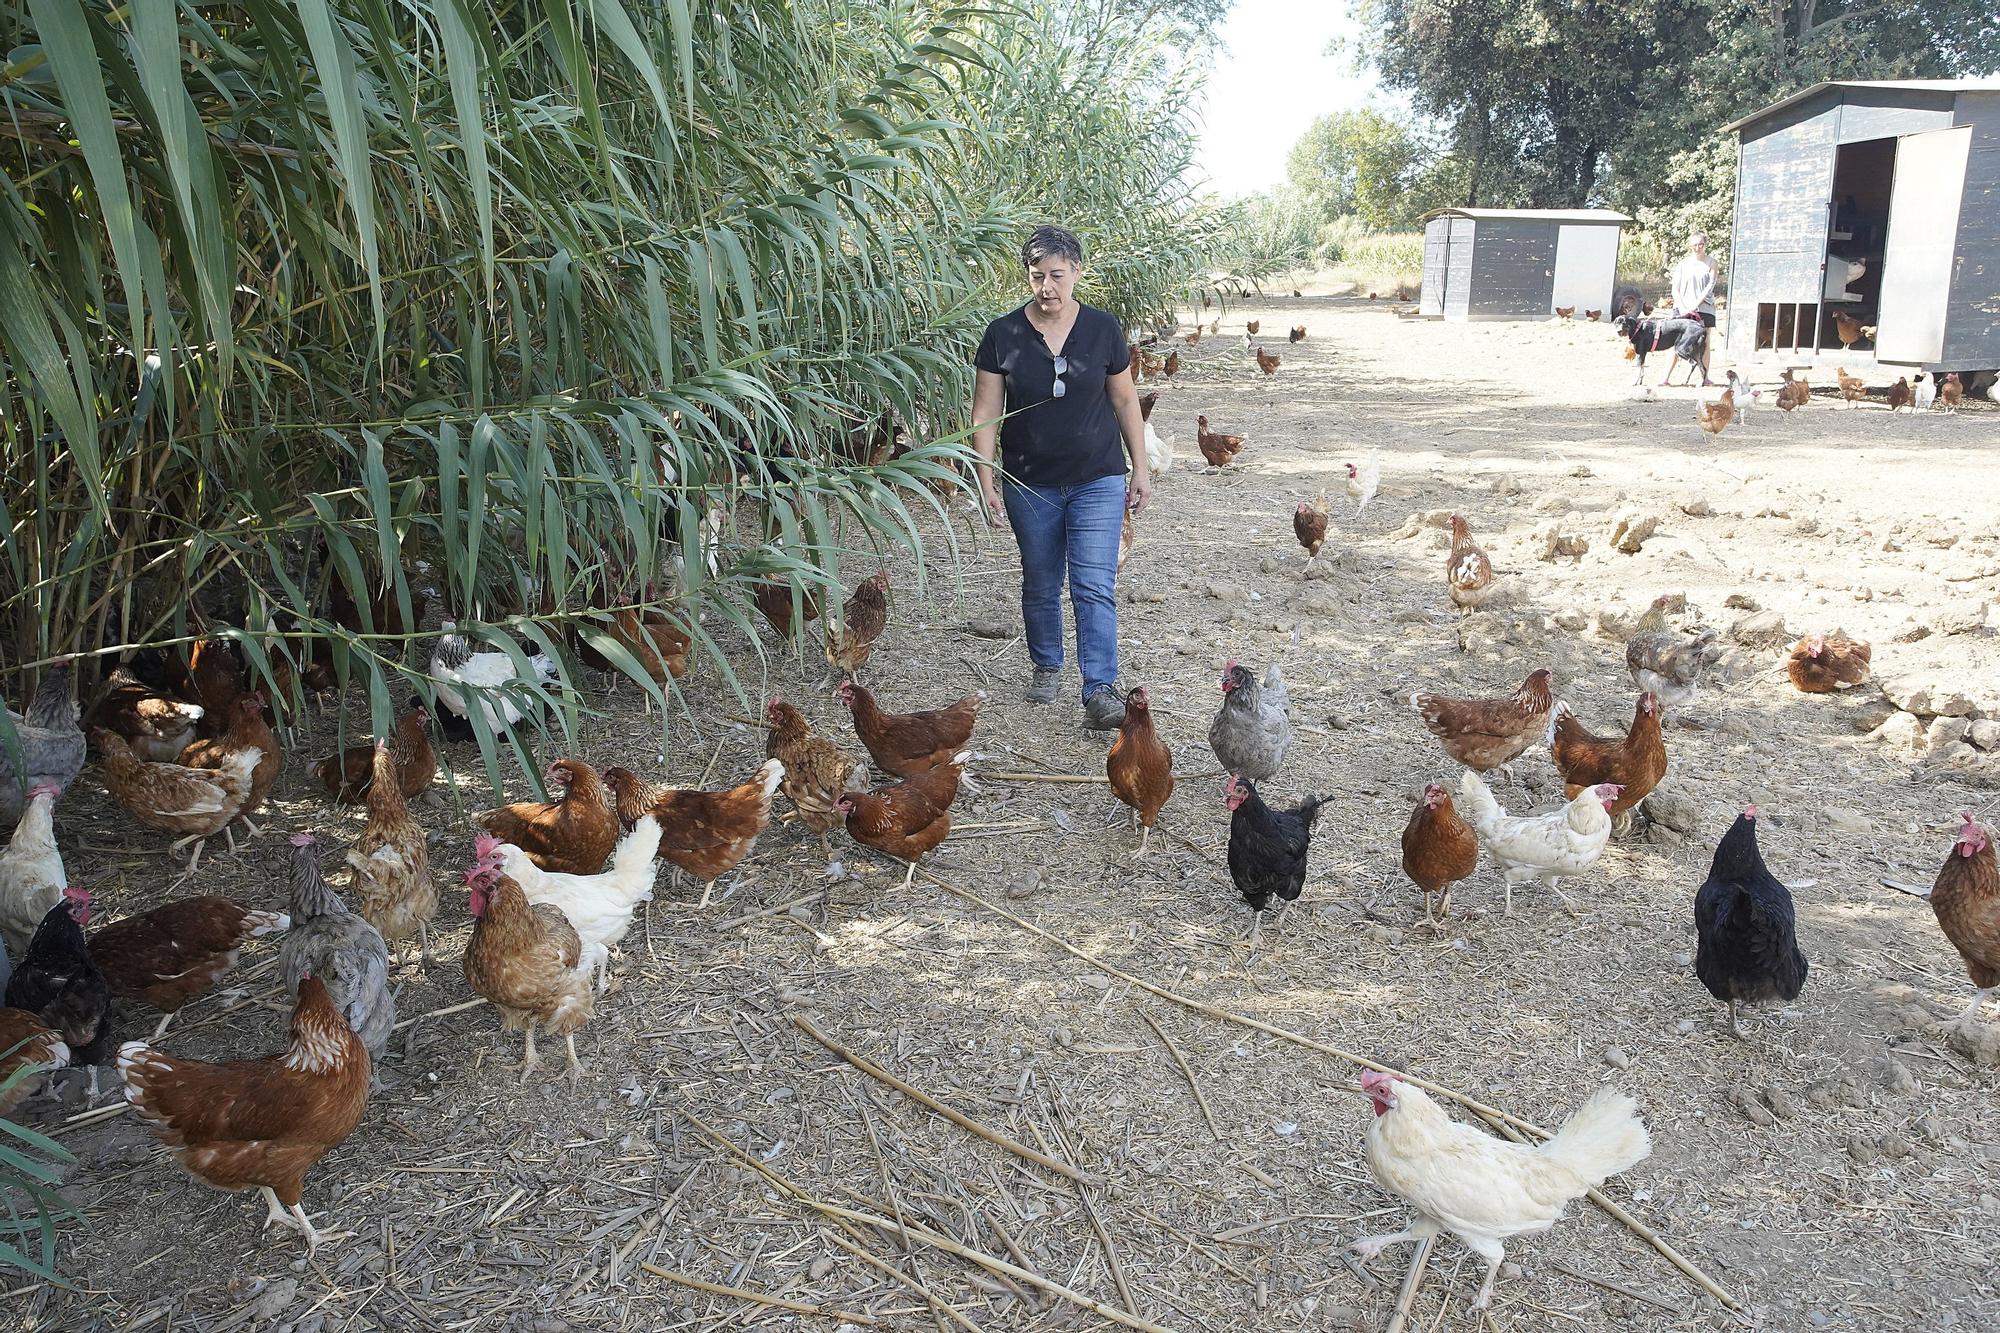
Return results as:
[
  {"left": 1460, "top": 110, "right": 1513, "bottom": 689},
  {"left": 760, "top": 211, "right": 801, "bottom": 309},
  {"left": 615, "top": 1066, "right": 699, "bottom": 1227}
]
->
[{"left": 1670, "top": 232, "right": 1720, "bottom": 387}]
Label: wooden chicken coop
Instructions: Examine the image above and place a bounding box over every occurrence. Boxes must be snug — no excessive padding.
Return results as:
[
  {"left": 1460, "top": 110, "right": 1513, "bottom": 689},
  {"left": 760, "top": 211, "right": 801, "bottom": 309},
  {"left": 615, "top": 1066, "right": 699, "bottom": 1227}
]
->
[
  {"left": 1417, "top": 208, "right": 1630, "bottom": 321},
  {"left": 1722, "top": 79, "right": 2000, "bottom": 378}
]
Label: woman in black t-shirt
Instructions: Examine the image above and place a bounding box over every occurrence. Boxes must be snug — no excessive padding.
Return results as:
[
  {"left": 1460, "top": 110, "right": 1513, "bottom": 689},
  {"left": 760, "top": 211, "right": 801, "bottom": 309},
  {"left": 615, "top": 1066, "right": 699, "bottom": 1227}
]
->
[{"left": 971, "top": 225, "right": 1151, "bottom": 730}]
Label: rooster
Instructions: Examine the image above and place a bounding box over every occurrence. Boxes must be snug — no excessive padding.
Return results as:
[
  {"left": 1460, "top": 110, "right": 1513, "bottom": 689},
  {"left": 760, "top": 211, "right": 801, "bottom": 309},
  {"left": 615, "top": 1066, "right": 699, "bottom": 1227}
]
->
[
  {"left": 485, "top": 817, "right": 662, "bottom": 991},
  {"left": 1402, "top": 783, "right": 1478, "bottom": 921},
  {"left": 1352, "top": 1072, "right": 1650, "bottom": 1311},
  {"left": 1445, "top": 514, "right": 1492, "bottom": 608},
  {"left": 1694, "top": 807, "right": 1808, "bottom": 1039},
  {"left": 1931, "top": 815, "right": 1998, "bottom": 1027},
  {"left": 1456, "top": 773, "right": 1618, "bottom": 915},
  {"left": 1107, "top": 687, "right": 1173, "bottom": 857},
  {"left": 1346, "top": 450, "right": 1380, "bottom": 515},
  {"left": 1292, "top": 494, "right": 1329, "bottom": 568}
]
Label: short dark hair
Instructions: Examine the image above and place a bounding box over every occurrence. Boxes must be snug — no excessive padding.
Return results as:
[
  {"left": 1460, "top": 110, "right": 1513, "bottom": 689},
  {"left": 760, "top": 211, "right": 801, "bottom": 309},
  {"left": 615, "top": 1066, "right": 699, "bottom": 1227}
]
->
[{"left": 1021, "top": 225, "right": 1083, "bottom": 269}]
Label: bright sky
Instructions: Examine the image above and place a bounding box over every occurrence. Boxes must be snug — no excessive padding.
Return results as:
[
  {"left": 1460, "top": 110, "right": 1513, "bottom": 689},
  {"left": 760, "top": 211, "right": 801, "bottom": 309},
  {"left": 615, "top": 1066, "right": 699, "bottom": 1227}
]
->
[{"left": 1192, "top": 0, "right": 1381, "bottom": 199}]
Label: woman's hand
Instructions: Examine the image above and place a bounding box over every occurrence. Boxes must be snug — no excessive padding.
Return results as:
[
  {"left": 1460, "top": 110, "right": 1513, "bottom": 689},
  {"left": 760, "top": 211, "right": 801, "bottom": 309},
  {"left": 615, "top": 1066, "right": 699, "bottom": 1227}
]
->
[
  {"left": 1126, "top": 470, "right": 1152, "bottom": 517},
  {"left": 981, "top": 484, "right": 1007, "bottom": 527}
]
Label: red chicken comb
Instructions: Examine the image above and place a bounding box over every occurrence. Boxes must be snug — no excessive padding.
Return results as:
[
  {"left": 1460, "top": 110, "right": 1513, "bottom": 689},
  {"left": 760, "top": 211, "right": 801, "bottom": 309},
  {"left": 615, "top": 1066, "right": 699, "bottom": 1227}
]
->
[
  {"left": 289, "top": 832, "right": 315, "bottom": 848},
  {"left": 473, "top": 831, "right": 500, "bottom": 858},
  {"left": 61, "top": 885, "right": 90, "bottom": 903}
]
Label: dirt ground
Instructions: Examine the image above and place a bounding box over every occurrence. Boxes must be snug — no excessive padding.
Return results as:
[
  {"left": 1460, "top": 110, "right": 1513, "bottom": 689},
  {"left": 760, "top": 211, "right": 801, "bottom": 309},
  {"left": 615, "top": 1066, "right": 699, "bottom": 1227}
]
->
[{"left": 22, "top": 299, "right": 2000, "bottom": 1333}]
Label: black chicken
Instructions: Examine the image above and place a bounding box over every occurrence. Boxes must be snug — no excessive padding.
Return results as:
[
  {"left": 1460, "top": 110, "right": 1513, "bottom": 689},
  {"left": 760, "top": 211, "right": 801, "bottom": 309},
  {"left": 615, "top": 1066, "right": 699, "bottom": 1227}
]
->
[
  {"left": 6, "top": 889, "right": 111, "bottom": 1065},
  {"left": 1225, "top": 775, "right": 1326, "bottom": 943},
  {"left": 1694, "top": 807, "right": 1808, "bottom": 1039}
]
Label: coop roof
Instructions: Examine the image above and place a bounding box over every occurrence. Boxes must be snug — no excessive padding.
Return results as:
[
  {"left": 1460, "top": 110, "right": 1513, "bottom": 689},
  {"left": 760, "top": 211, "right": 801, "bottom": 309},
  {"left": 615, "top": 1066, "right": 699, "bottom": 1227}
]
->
[
  {"left": 1721, "top": 79, "right": 2000, "bottom": 133},
  {"left": 1421, "top": 208, "right": 1631, "bottom": 225}
]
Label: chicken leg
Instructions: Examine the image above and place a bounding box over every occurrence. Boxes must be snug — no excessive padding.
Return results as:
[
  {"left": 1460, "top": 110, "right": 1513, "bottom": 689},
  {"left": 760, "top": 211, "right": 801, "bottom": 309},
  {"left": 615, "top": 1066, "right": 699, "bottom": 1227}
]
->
[
  {"left": 519, "top": 1022, "right": 543, "bottom": 1080},
  {"left": 258, "top": 1186, "right": 340, "bottom": 1252},
  {"left": 564, "top": 1033, "right": 586, "bottom": 1085},
  {"left": 1463, "top": 1233, "right": 1508, "bottom": 1310},
  {"left": 1956, "top": 986, "right": 1997, "bottom": 1028},
  {"left": 1726, "top": 998, "right": 1747, "bottom": 1041},
  {"left": 1351, "top": 1214, "right": 1441, "bottom": 1264}
]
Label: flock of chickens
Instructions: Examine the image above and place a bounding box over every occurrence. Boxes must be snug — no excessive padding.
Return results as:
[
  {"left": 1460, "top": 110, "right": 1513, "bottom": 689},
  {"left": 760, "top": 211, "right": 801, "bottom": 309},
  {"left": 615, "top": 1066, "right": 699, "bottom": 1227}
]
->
[{"left": 0, "top": 304, "right": 1993, "bottom": 1310}]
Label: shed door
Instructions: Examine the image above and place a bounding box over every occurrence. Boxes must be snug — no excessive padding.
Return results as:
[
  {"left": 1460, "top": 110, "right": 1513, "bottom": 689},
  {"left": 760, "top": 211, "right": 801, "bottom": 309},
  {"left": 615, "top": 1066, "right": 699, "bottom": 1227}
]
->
[
  {"left": 1550, "top": 224, "right": 1620, "bottom": 313},
  {"left": 1420, "top": 219, "right": 1449, "bottom": 316},
  {"left": 1874, "top": 126, "right": 1970, "bottom": 364}
]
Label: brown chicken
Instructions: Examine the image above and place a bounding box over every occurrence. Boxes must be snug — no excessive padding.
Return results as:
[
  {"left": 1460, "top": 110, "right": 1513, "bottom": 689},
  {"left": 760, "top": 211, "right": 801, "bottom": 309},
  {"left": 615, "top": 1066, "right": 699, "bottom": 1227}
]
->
[
  {"left": 1255, "top": 346, "right": 1281, "bottom": 377},
  {"left": 1412, "top": 668, "right": 1557, "bottom": 775},
  {"left": 764, "top": 698, "right": 866, "bottom": 856},
  {"left": 184, "top": 637, "right": 252, "bottom": 738},
  {"left": 602, "top": 760, "right": 783, "bottom": 905},
  {"left": 838, "top": 753, "right": 968, "bottom": 886},
  {"left": 0, "top": 1008, "right": 66, "bottom": 1115},
  {"left": 1401, "top": 782, "right": 1478, "bottom": 920},
  {"left": 601, "top": 600, "right": 691, "bottom": 686},
  {"left": 346, "top": 740, "right": 436, "bottom": 967},
  {"left": 461, "top": 848, "right": 594, "bottom": 1080},
  {"left": 90, "top": 896, "right": 290, "bottom": 1032},
  {"left": 1135, "top": 348, "right": 1164, "bottom": 381},
  {"left": 1885, "top": 376, "right": 1912, "bottom": 412},
  {"left": 1775, "top": 369, "right": 1809, "bottom": 411},
  {"left": 116, "top": 974, "right": 370, "bottom": 1250},
  {"left": 1293, "top": 494, "right": 1329, "bottom": 567},
  {"left": 1939, "top": 372, "right": 1963, "bottom": 410},
  {"left": 1244, "top": 320, "right": 1260, "bottom": 335},
  {"left": 824, "top": 571, "right": 890, "bottom": 684},
  {"left": 838, "top": 682, "right": 984, "bottom": 778},
  {"left": 473, "top": 758, "right": 621, "bottom": 876},
  {"left": 1184, "top": 329, "right": 1200, "bottom": 346},
  {"left": 1836, "top": 366, "right": 1867, "bottom": 407},
  {"left": 1584, "top": 309, "right": 1602, "bottom": 321},
  {"left": 753, "top": 577, "right": 823, "bottom": 640},
  {"left": 1696, "top": 386, "right": 1735, "bottom": 436},
  {"left": 1196, "top": 415, "right": 1246, "bottom": 468},
  {"left": 1445, "top": 513, "right": 1493, "bottom": 608},
  {"left": 1831, "top": 308, "right": 1864, "bottom": 349},
  {"left": 1163, "top": 350, "right": 1180, "bottom": 379},
  {"left": 90, "top": 667, "right": 203, "bottom": 762},
  {"left": 1106, "top": 687, "right": 1173, "bottom": 856},
  {"left": 1118, "top": 507, "right": 1137, "bottom": 573},
  {"left": 1550, "top": 693, "right": 1667, "bottom": 827},
  {"left": 1289, "top": 324, "right": 1306, "bottom": 343},
  {"left": 92, "top": 727, "right": 260, "bottom": 873},
  {"left": 179, "top": 691, "right": 282, "bottom": 825},
  {"left": 1931, "top": 815, "right": 1999, "bottom": 1026},
  {"left": 1554, "top": 306, "right": 1575, "bottom": 319},
  {"left": 1787, "top": 633, "right": 1871, "bottom": 693},
  {"left": 312, "top": 705, "right": 436, "bottom": 802}
]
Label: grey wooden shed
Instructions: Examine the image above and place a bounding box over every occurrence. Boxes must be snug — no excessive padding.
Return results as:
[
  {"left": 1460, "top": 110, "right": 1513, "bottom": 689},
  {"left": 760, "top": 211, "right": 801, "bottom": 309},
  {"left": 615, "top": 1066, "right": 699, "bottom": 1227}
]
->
[
  {"left": 1417, "top": 208, "right": 1630, "bottom": 321},
  {"left": 1722, "top": 79, "right": 2000, "bottom": 372}
]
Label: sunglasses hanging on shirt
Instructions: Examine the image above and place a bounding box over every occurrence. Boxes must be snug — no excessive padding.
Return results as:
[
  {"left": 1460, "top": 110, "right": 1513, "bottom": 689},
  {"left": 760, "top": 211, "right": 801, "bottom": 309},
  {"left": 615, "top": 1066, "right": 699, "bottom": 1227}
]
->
[{"left": 1051, "top": 354, "right": 1068, "bottom": 399}]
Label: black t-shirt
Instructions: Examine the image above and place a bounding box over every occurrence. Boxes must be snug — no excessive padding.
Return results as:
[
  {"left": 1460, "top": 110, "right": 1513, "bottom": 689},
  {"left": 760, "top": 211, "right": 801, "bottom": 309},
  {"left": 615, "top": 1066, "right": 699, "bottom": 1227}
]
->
[{"left": 974, "top": 302, "right": 1132, "bottom": 487}]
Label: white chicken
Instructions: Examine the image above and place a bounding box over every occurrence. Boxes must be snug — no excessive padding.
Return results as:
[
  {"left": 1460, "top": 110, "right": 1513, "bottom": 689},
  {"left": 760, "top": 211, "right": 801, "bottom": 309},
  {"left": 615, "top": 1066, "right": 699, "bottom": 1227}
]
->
[
  {"left": 1346, "top": 448, "right": 1380, "bottom": 515},
  {"left": 429, "top": 623, "right": 558, "bottom": 737},
  {"left": 0, "top": 784, "right": 65, "bottom": 956},
  {"left": 1913, "top": 371, "right": 1937, "bottom": 412},
  {"left": 1455, "top": 772, "right": 1618, "bottom": 914},
  {"left": 1352, "top": 1071, "right": 1651, "bottom": 1310},
  {"left": 482, "top": 816, "right": 663, "bottom": 990},
  {"left": 1143, "top": 420, "right": 1173, "bottom": 483}
]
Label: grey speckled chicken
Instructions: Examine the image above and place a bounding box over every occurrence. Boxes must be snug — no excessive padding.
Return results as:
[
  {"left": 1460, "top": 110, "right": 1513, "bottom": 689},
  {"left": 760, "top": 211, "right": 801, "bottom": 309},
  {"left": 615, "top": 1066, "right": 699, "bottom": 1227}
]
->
[
  {"left": 2, "top": 666, "right": 86, "bottom": 826},
  {"left": 1208, "top": 660, "right": 1292, "bottom": 782},
  {"left": 279, "top": 833, "right": 395, "bottom": 1060},
  {"left": 1625, "top": 602, "right": 1723, "bottom": 713}
]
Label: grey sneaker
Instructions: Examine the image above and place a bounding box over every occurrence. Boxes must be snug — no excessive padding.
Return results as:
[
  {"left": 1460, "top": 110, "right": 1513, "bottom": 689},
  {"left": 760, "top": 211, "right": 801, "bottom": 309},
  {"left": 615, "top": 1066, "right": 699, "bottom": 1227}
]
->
[
  {"left": 1026, "top": 666, "right": 1061, "bottom": 704},
  {"left": 1083, "top": 688, "right": 1126, "bottom": 730}
]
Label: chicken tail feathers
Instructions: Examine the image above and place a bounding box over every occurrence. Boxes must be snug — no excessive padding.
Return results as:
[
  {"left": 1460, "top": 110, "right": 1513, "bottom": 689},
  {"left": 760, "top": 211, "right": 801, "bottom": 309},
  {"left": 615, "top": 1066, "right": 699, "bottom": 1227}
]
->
[
  {"left": 615, "top": 816, "right": 666, "bottom": 874},
  {"left": 245, "top": 910, "right": 291, "bottom": 937},
  {"left": 1455, "top": 769, "right": 1500, "bottom": 829},
  {"left": 1539, "top": 1087, "right": 1651, "bottom": 1188}
]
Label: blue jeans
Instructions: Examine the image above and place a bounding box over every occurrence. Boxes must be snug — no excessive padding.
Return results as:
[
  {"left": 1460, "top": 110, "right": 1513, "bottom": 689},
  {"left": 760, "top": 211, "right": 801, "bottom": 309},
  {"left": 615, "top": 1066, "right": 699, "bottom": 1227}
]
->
[{"left": 1003, "top": 475, "right": 1123, "bottom": 700}]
